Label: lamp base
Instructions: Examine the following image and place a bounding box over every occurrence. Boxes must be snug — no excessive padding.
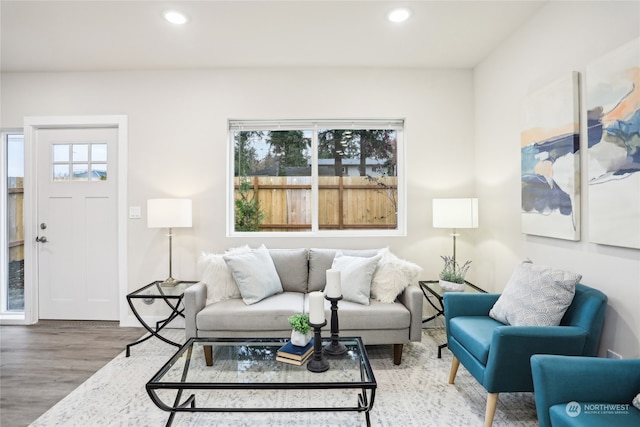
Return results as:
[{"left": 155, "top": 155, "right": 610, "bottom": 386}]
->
[{"left": 160, "top": 277, "right": 180, "bottom": 287}]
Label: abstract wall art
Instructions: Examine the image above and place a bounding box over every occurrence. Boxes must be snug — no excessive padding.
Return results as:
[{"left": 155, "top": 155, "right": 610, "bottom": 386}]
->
[
  {"left": 521, "top": 71, "right": 581, "bottom": 241},
  {"left": 586, "top": 38, "right": 640, "bottom": 249}
]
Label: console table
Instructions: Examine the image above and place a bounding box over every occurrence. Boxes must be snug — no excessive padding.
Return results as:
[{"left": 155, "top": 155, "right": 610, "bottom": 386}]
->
[
  {"left": 419, "top": 280, "right": 486, "bottom": 358},
  {"left": 126, "top": 280, "right": 197, "bottom": 357}
]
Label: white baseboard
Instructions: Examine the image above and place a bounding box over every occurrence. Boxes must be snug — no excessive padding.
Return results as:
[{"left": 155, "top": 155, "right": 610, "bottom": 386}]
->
[{"left": 120, "top": 314, "right": 185, "bottom": 329}]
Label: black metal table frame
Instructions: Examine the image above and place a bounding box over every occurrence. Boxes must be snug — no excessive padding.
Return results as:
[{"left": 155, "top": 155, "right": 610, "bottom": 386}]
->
[
  {"left": 146, "top": 337, "right": 377, "bottom": 427},
  {"left": 126, "top": 281, "right": 197, "bottom": 357},
  {"left": 419, "top": 280, "right": 486, "bottom": 358}
]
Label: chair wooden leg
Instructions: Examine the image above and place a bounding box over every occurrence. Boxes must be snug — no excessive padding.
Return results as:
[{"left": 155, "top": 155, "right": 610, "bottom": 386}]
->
[
  {"left": 393, "top": 344, "right": 403, "bottom": 365},
  {"left": 484, "top": 393, "right": 499, "bottom": 427},
  {"left": 204, "top": 345, "right": 213, "bottom": 366},
  {"left": 448, "top": 356, "right": 460, "bottom": 384}
]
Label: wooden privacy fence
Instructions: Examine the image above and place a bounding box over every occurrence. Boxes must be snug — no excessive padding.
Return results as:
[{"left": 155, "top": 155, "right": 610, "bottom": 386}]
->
[
  {"left": 8, "top": 177, "right": 24, "bottom": 261},
  {"left": 235, "top": 176, "right": 397, "bottom": 231}
]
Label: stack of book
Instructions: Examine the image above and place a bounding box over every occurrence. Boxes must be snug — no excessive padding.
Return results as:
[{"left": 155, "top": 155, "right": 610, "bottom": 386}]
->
[{"left": 276, "top": 339, "right": 314, "bottom": 365}]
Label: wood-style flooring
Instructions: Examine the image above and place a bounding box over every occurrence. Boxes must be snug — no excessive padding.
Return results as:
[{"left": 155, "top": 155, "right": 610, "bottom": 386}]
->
[{"left": 0, "top": 320, "right": 143, "bottom": 427}]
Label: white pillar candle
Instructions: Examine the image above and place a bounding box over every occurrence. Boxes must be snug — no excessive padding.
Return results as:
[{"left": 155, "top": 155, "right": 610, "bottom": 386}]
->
[
  {"left": 308, "top": 291, "right": 325, "bottom": 324},
  {"left": 325, "top": 269, "right": 342, "bottom": 298}
]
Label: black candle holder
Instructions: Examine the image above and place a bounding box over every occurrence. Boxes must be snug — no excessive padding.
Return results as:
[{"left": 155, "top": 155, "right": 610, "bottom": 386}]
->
[
  {"left": 324, "top": 295, "right": 347, "bottom": 355},
  {"left": 306, "top": 320, "right": 329, "bottom": 373}
]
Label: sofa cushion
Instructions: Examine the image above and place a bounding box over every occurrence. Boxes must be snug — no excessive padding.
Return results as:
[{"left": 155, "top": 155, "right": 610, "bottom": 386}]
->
[
  {"left": 223, "top": 245, "right": 283, "bottom": 305},
  {"left": 308, "top": 248, "right": 380, "bottom": 292},
  {"left": 198, "top": 245, "right": 250, "bottom": 305},
  {"left": 196, "top": 292, "right": 305, "bottom": 331},
  {"left": 449, "top": 316, "right": 504, "bottom": 365},
  {"left": 331, "top": 252, "right": 381, "bottom": 305},
  {"left": 489, "top": 260, "right": 581, "bottom": 326},
  {"left": 371, "top": 248, "right": 423, "bottom": 303},
  {"left": 269, "top": 248, "right": 309, "bottom": 293},
  {"left": 550, "top": 402, "right": 640, "bottom": 427},
  {"left": 303, "top": 295, "right": 410, "bottom": 330}
]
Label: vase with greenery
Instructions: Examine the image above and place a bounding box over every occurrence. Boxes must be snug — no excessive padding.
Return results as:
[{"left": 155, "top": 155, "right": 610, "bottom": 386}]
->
[
  {"left": 288, "top": 313, "right": 313, "bottom": 346},
  {"left": 439, "top": 256, "right": 471, "bottom": 291}
]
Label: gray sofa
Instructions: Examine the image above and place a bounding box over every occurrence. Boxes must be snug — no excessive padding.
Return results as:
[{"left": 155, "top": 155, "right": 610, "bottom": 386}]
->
[{"left": 184, "top": 247, "right": 423, "bottom": 365}]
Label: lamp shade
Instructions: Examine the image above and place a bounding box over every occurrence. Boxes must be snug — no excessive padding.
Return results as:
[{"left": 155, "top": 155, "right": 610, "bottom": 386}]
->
[
  {"left": 432, "top": 198, "right": 478, "bottom": 229},
  {"left": 147, "top": 199, "right": 192, "bottom": 228}
]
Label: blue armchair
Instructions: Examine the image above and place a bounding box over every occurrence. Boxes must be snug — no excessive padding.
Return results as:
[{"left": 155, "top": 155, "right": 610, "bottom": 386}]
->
[
  {"left": 531, "top": 354, "right": 640, "bottom": 427},
  {"left": 444, "top": 283, "right": 608, "bottom": 427}
]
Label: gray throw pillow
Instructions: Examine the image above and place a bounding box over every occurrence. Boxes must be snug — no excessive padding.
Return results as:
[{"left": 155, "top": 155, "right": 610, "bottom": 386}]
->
[
  {"left": 223, "top": 245, "right": 283, "bottom": 305},
  {"left": 489, "top": 260, "right": 581, "bottom": 326},
  {"left": 269, "top": 248, "right": 309, "bottom": 293}
]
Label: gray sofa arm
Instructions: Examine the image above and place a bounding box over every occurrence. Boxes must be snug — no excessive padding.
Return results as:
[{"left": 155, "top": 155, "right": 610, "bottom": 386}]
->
[
  {"left": 398, "top": 285, "right": 423, "bottom": 342},
  {"left": 184, "top": 282, "right": 207, "bottom": 339}
]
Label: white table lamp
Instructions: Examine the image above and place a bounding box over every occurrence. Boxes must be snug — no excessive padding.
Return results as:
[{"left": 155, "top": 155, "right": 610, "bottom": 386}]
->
[
  {"left": 147, "top": 198, "right": 192, "bottom": 286},
  {"left": 432, "top": 198, "right": 478, "bottom": 265}
]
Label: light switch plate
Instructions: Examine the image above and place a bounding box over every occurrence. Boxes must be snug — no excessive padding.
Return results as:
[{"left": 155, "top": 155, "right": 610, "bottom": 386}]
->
[{"left": 129, "top": 206, "right": 141, "bottom": 219}]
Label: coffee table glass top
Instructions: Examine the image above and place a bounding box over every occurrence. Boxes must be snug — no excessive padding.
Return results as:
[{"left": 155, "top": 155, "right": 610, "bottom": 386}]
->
[{"left": 149, "top": 337, "right": 375, "bottom": 387}]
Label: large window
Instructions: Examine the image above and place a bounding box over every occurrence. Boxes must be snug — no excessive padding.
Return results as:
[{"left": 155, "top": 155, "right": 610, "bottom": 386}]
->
[
  {"left": 2, "top": 132, "right": 25, "bottom": 314},
  {"left": 229, "top": 120, "right": 404, "bottom": 236}
]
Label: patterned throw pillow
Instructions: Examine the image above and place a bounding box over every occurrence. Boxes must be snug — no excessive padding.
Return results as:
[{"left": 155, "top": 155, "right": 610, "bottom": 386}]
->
[
  {"left": 489, "top": 260, "right": 581, "bottom": 326},
  {"left": 633, "top": 393, "right": 640, "bottom": 411}
]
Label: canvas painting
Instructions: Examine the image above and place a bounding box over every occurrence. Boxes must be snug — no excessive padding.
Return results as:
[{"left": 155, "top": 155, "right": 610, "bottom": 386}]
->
[
  {"left": 587, "top": 38, "right": 640, "bottom": 249},
  {"left": 521, "top": 72, "right": 581, "bottom": 240}
]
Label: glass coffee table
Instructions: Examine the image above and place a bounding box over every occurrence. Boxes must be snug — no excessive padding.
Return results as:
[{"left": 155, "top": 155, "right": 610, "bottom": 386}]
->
[{"left": 146, "top": 337, "right": 377, "bottom": 426}]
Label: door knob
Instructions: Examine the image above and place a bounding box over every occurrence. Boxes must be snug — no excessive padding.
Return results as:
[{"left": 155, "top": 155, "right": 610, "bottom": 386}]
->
[{"left": 36, "top": 236, "right": 48, "bottom": 243}]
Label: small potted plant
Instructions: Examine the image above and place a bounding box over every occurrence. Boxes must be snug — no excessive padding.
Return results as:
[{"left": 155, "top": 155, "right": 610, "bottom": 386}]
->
[
  {"left": 439, "top": 256, "right": 472, "bottom": 292},
  {"left": 288, "top": 313, "right": 313, "bottom": 346}
]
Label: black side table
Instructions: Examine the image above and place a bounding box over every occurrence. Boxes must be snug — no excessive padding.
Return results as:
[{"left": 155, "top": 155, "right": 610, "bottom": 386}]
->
[
  {"left": 419, "top": 280, "right": 486, "bottom": 358},
  {"left": 126, "top": 280, "right": 197, "bottom": 356}
]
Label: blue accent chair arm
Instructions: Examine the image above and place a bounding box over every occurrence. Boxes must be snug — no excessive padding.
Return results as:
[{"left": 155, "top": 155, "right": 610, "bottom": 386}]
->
[
  {"left": 444, "top": 293, "right": 500, "bottom": 319},
  {"left": 531, "top": 355, "right": 640, "bottom": 427},
  {"left": 483, "top": 326, "right": 588, "bottom": 392}
]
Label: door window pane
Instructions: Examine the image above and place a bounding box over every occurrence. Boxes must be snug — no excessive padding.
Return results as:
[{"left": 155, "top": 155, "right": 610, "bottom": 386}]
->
[
  {"left": 53, "top": 144, "right": 69, "bottom": 162},
  {"left": 91, "top": 144, "right": 107, "bottom": 162},
  {"left": 72, "top": 144, "right": 88, "bottom": 162},
  {"left": 72, "top": 164, "right": 89, "bottom": 181},
  {"left": 53, "top": 164, "right": 70, "bottom": 181},
  {"left": 91, "top": 164, "right": 107, "bottom": 181}
]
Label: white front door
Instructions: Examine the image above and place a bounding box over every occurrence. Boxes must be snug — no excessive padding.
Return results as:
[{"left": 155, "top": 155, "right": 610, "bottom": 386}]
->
[{"left": 36, "top": 127, "right": 119, "bottom": 320}]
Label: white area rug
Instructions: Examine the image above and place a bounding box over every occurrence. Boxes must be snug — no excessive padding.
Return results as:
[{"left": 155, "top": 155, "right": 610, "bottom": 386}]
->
[{"left": 30, "top": 329, "right": 537, "bottom": 426}]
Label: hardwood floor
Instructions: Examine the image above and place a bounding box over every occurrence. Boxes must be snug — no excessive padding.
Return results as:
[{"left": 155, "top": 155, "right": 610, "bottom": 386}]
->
[{"left": 0, "top": 320, "right": 143, "bottom": 427}]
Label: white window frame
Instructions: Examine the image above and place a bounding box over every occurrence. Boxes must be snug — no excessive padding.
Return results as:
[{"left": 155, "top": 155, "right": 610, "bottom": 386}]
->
[
  {"left": 1, "top": 129, "right": 25, "bottom": 322},
  {"left": 227, "top": 119, "right": 406, "bottom": 237}
]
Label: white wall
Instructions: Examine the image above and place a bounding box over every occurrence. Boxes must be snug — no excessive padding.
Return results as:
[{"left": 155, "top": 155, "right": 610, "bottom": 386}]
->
[
  {"left": 1, "top": 68, "right": 476, "bottom": 319},
  {"left": 475, "top": 1, "right": 640, "bottom": 357}
]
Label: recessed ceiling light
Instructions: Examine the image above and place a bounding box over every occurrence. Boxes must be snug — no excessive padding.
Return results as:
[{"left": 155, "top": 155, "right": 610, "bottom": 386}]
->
[
  {"left": 387, "top": 8, "right": 411, "bottom": 23},
  {"left": 164, "top": 10, "right": 188, "bottom": 25}
]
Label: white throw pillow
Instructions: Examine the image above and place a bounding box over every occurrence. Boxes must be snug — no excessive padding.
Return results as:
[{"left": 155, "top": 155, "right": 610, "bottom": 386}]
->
[
  {"left": 330, "top": 252, "right": 382, "bottom": 305},
  {"left": 223, "top": 244, "right": 283, "bottom": 305},
  {"left": 633, "top": 393, "right": 640, "bottom": 411},
  {"left": 198, "top": 245, "right": 250, "bottom": 305},
  {"left": 371, "top": 248, "right": 423, "bottom": 303},
  {"left": 489, "top": 260, "right": 581, "bottom": 326}
]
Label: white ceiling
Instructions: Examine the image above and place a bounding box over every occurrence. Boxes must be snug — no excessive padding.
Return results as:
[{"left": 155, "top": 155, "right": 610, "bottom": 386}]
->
[{"left": 0, "top": 1, "right": 547, "bottom": 72}]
